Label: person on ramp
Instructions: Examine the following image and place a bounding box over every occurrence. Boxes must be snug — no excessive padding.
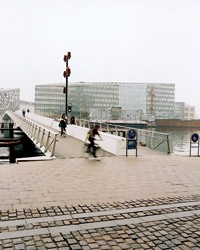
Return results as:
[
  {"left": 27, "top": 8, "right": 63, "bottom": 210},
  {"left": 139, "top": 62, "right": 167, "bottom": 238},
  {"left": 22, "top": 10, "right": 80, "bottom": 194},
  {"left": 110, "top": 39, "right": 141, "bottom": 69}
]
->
[
  {"left": 85, "top": 125, "right": 102, "bottom": 157},
  {"left": 59, "top": 118, "right": 67, "bottom": 137}
]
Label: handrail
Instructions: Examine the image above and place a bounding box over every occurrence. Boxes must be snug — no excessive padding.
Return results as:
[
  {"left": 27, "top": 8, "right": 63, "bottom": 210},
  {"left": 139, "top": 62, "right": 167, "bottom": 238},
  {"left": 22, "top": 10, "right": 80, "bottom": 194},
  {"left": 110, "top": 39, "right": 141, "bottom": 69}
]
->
[
  {"left": 76, "top": 119, "right": 171, "bottom": 154},
  {"left": 3, "top": 111, "right": 58, "bottom": 157}
]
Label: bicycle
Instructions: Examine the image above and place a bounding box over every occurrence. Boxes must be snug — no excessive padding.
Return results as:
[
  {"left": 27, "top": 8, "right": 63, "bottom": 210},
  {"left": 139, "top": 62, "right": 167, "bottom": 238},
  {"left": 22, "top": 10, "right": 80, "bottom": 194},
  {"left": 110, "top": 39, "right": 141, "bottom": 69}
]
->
[{"left": 82, "top": 140, "right": 105, "bottom": 160}]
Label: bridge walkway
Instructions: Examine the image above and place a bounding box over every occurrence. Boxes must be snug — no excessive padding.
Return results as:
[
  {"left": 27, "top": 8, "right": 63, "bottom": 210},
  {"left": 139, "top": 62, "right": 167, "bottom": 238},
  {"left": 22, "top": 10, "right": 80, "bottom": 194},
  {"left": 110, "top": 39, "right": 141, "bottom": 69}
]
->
[
  {"left": 22, "top": 115, "right": 162, "bottom": 159},
  {"left": 15, "top": 114, "right": 114, "bottom": 159},
  {"left": 2, "top": 111, "right": 164, "bottom": 161}
]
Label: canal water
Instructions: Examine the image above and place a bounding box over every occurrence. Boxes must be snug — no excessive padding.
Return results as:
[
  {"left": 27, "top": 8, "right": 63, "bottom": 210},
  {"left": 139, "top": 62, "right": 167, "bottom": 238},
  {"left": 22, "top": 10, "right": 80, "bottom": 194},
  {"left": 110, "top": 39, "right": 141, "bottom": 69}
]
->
[
  {"left": 0, "top": 129, "right": 45, "bottom": 163},
  {"left": 155, "top": 127, "right": 200, "bottom": 156}
]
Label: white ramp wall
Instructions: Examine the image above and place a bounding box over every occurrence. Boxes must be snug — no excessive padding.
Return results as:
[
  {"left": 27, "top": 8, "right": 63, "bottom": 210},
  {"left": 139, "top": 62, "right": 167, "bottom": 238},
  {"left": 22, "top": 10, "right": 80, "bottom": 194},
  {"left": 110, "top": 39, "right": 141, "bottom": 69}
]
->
[{"left": 67, "top": 125, "right": 127, "bottom": 156}]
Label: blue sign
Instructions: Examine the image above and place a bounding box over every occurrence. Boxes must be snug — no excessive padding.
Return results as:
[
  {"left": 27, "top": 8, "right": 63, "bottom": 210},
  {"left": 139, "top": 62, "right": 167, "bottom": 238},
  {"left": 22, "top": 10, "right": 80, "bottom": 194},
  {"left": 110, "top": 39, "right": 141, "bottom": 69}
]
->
[
  {"left": 126, "top": 129, "right": 137, "bottom": 157},
  {"left": 127, "top": 129, "right": 137, "bottom": 139},
  {"left": 191, "top": 133, "right": 199, "bottom": 143}
]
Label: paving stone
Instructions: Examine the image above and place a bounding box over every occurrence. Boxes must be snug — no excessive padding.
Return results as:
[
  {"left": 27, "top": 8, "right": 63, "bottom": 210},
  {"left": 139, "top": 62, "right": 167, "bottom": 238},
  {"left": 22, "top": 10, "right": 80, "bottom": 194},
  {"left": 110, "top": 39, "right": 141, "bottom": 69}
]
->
[
  {"left": 70, "top": 244, "right": 82, "bottom": 249},
  {"left": 45, "top": 242, "right": 57, "bottom": 248},
  {"left": 1, "top": 194, "right": 200, "bottom": 249},
  {"left": 14, "top": 245, "right": 25, "bottom": 250}
]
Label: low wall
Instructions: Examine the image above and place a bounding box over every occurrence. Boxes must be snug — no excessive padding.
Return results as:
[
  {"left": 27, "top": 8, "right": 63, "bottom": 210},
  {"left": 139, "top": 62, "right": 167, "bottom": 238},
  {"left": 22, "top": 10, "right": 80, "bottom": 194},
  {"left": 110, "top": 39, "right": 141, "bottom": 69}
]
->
[
  {"left": 156, "top": 119, "right": 200, "bottom": 127},
  {"left": 66, "top": 125, "right": 126, "bottom": 156}
]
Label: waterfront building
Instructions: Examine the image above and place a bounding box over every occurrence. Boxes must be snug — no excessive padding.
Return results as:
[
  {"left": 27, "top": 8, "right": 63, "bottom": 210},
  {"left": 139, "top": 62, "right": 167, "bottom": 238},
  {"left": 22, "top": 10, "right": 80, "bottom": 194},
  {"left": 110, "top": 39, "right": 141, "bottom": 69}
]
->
[
  {"left": 184, "top": 105, "right": 195, "bottom": 120},
  {"left": 174, "top": 102, "right": 196, "bottom": 120},
  {"left": 35, "top": 82, "right": 175, "bottom": 120},
  {"left": 0, "top": 88, "right": 20, "bottom": 116}
]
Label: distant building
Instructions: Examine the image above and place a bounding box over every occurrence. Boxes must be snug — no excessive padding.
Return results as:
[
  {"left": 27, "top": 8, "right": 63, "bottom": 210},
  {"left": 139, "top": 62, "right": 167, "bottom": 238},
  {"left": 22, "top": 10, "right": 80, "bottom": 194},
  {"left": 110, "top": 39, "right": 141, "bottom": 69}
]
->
[
  {"left": 35, "top": 83, "right": 65, "bottom": 117},
  {"left": 184, "top": 105, "right": 195, "bottom": 120},
  {"left": 174, "top": 102, "right": 185, "bottom": 119},
  {"left": 0, "top": 88, "right": 20, "bottom": 116},
  {"left": 174, "top": 102, "right": 196, "bottom": 120},
  {"left": 68, "top": 82, "right": 175, "bottom": 120},
  {"left": 35, "top": 82, "right": 175, "bottom": 120}
]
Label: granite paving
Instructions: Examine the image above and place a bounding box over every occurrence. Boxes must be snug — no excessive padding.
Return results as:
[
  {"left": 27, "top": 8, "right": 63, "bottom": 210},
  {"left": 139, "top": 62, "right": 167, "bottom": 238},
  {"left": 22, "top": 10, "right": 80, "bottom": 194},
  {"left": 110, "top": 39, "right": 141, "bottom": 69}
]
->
[{"left": 1, "top": 135, "right": 200, "bottom": 249}]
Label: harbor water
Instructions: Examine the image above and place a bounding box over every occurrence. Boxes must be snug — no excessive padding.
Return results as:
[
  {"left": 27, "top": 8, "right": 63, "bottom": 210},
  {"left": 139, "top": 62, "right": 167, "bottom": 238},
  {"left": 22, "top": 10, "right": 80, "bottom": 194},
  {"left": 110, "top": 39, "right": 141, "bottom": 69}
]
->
[
  {"left": 155, "top": 126, "right": 200, "bottom": 156},
  {"left": 0, "top": 129, "right": 44, "bottom": 163}
]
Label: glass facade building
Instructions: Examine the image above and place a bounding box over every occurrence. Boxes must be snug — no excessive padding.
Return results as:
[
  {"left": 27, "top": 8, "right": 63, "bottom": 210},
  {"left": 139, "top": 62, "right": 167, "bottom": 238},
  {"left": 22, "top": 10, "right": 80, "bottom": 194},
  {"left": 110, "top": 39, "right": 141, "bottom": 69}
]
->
[
  {"left": 35, "top": 82, "right": 175, "bottom": 120},
  {"left": 35, "top": 84, "right": 65, "bottom": 117}
]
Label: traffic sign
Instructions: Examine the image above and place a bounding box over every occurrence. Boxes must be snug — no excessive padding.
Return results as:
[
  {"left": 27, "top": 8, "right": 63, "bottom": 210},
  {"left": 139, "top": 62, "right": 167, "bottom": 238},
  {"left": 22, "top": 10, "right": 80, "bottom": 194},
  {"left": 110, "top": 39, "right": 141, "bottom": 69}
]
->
[{"left": 191, "top": 133, "right": 199, "bottom": 143}]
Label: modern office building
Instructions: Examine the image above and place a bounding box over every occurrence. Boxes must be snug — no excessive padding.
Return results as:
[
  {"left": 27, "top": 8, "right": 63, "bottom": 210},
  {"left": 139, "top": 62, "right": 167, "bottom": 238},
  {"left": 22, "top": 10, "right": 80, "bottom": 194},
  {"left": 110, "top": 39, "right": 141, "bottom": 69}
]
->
[
  {"left": 0, "top": 88, "right": 20, "bottom": 116},
  {"left": 69, "top": 82, "right": 175, "bottom": 120},
  {"left": 35, "top": 82, "right": 175, "bottom": 120},
  {"left": 35, "top": 84, "right": 65, "bottom": 117}
]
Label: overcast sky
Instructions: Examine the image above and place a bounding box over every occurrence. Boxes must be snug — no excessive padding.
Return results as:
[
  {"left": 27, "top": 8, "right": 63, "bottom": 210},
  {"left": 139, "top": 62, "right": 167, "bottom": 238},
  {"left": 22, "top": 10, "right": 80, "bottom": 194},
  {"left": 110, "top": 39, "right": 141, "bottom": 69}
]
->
[{"left": 1, "top": 0, "right": 200, "bottom": 116}]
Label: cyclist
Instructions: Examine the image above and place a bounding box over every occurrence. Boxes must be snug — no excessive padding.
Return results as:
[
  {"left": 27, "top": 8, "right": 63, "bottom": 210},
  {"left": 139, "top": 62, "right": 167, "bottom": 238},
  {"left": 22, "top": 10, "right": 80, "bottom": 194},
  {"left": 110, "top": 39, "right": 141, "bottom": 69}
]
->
[{"left": 85, "top": 125, "right": 102, "bottom": 157}]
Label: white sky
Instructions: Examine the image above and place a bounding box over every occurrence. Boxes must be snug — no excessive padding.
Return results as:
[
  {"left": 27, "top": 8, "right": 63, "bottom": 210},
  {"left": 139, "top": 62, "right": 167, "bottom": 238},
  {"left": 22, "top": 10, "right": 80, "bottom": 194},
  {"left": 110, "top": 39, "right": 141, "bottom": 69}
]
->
[{"left": 1, "top": 0, "right": 200, "bottom": 116}]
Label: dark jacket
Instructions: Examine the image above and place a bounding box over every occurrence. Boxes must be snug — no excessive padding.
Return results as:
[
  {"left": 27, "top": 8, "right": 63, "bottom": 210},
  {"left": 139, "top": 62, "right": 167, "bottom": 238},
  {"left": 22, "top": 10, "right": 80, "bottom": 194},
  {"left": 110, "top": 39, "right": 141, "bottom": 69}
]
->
[{"left": 59, "top": 119, "right": 66, "bottom": 128}]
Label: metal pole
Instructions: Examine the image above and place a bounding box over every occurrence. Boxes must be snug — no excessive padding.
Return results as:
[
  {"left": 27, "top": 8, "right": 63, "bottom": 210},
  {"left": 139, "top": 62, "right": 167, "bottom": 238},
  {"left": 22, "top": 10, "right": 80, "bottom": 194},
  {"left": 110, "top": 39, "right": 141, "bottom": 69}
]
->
[
  {"left": 65, "top": 58, "right": 68, "bottom": 117},
  {"left": 166, "top": 134, "right": 171, "bottom": 154}
]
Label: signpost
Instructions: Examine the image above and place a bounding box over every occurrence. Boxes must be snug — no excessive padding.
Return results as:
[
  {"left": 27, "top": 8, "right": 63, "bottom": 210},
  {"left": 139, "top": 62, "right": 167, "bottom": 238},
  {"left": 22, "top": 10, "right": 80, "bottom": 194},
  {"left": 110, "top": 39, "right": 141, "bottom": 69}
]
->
[
  {"left": 126, "top": 128, "right": 137, "bottom": 157},
  {"left": 63, "top": 52, "right": 71, "bottom": 118},
  {"left": 190, "top": 133, "right": 199, "bottom": 156}
]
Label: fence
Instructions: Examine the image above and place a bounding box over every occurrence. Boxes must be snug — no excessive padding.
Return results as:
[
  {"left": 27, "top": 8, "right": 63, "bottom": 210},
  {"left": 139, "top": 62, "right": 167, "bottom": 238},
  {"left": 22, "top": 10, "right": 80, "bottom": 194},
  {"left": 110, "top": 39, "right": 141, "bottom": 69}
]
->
[
  {"left": 3, "top": 111, "right": 58, "bottom": 158},
  {"left": 76, "top": 119, "right": 171, "bottom": 154}
]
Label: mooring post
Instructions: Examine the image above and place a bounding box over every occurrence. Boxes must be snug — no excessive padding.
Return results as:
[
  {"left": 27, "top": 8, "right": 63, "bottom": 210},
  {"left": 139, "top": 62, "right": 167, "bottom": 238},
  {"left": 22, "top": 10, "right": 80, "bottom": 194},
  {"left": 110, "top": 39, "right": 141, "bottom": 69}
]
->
[{"left": 9, "top": 146, "right": 16, "bottom": 163}]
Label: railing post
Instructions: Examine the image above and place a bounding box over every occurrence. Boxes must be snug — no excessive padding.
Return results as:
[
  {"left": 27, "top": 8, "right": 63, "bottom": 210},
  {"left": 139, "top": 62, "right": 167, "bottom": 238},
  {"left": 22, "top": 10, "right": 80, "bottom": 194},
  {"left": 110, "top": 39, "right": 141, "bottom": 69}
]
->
[
  {"left": 166, "top": 134, "right": 171, "bottom": 154},
  {"left": 44, "top": 131, "right": 50, "bottom": 153},
  {"left": 33, "top": 124, "right": 37, "bottom": 140},
  {"left": 31, "top": 122, "right": 35, "bottom": 138},
  {"left": 149, "top": 131, "right": 154, "bottom": 149},
  {"left": 51, "top": 134, "right": 58, "bottom": 157},
  {"left": 40, "top": 128, "right": 45, "bottom": 147},
  {"left": 27, "top": 121, "right": 32, "bottom": 136},
  {"left": 36, "top": 127, "right": 41, "bottom": 144}
]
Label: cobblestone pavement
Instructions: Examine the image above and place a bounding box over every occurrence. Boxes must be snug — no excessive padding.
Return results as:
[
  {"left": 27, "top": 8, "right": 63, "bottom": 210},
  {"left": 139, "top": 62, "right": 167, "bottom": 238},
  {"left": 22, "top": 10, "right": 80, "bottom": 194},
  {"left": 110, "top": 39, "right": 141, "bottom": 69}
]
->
[
  {"left": 1, "top": 154, "right": 200, "bottom": 249},
  {"left": 0, "top": 196, "right": 200, "bottom": 249}
]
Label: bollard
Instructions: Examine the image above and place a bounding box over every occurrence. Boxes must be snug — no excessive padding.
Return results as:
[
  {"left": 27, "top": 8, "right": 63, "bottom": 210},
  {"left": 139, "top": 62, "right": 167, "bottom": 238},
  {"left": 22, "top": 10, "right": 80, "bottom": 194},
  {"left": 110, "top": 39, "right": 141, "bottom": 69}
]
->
[{"left": 9, "top": 146, "right": 16, "bottom": 163}]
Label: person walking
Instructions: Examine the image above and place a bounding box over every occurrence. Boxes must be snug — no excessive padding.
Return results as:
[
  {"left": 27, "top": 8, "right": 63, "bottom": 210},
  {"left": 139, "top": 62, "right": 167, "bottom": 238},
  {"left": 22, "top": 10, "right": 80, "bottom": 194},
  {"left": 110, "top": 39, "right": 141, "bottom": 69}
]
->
[
  {"left": 70, "top": 116, "right": 75, "bottom": 125},
  {"left": 59, "top": 118, "right": 67, "bottom": 137},
  {"left": 22, "top": 109, "right": 26, "bottom": 117}
]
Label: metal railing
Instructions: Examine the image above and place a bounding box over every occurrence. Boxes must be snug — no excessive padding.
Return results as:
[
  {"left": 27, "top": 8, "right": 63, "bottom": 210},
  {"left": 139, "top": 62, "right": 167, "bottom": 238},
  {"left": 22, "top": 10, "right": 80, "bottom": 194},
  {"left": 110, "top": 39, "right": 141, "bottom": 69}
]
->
[
  {"left": 76, "top": 119, "right": 171, "bottom": 154},
  {"left": 3, "top": 111, "right": 58, "bottom": 157}
]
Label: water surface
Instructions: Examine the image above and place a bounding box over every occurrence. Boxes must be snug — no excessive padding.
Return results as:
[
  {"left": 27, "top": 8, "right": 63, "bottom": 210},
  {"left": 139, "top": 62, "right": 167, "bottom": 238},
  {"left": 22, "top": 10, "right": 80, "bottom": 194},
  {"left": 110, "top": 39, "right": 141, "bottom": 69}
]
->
[{"left": 156, "top": 127, "right": 200, "bottom": 156}]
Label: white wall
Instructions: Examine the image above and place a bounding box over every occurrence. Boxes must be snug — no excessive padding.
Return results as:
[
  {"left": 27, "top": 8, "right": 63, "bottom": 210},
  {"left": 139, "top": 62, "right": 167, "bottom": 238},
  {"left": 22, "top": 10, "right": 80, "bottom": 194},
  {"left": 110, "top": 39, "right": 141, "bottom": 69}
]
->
[{"left": 66, "top": 125, "right": 127, "bottom": 156}]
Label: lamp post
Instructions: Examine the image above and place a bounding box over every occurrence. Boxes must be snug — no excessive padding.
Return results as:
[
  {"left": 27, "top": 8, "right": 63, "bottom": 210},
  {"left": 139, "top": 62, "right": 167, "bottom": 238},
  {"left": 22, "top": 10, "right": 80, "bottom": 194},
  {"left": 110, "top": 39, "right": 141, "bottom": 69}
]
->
[{"left": 63, "top": 52, "right": 71, "bottom": 118}]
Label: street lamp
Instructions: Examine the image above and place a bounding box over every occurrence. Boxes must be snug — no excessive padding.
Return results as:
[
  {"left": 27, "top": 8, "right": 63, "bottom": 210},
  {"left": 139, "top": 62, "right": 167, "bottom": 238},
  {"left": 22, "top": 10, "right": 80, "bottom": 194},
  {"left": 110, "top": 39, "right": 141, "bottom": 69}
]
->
[{"left": 63, "top": 52, "right": 71, "bottom": 117}]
